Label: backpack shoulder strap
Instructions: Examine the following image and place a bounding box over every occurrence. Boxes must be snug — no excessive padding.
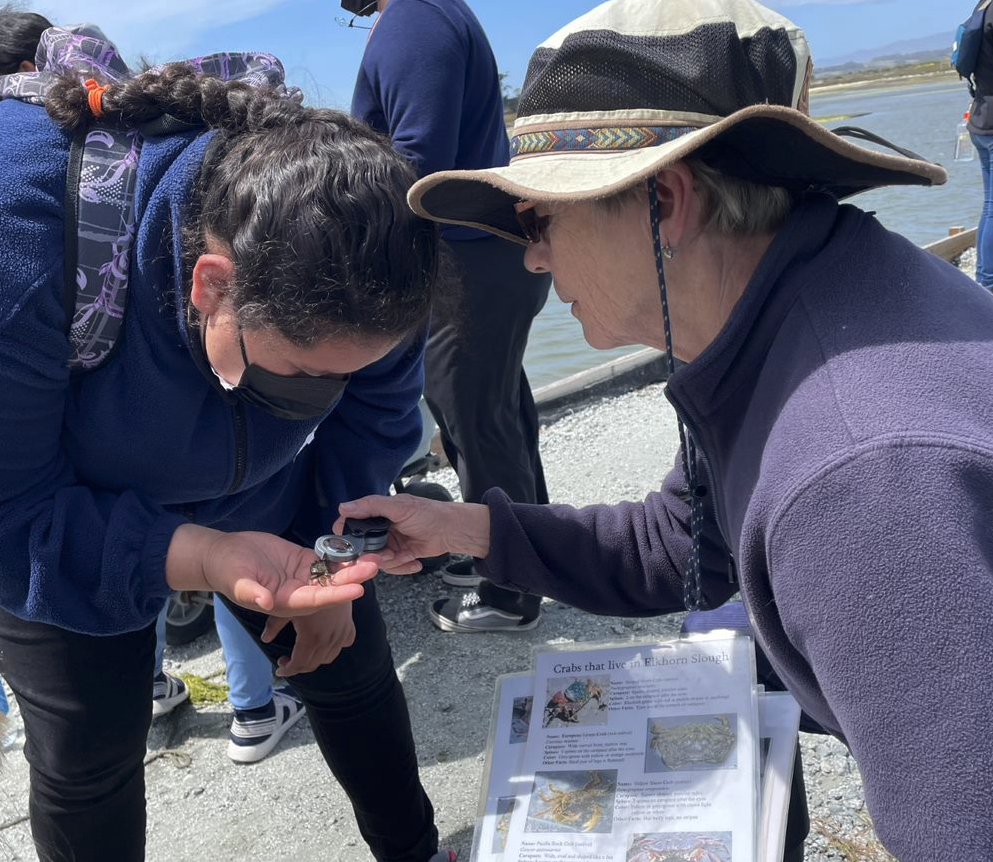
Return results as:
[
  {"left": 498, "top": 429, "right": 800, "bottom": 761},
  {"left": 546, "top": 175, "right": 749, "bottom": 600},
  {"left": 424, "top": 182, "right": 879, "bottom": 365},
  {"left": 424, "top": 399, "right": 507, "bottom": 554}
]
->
[
  {"left": 0, "top": 24, "right": 140, "bottom": 370},
  {"left": 64, "top": 124, "right": 143, "bottom": 370},
  {"left": 62, "top": 128, "right": 85, "bottom": 332}
]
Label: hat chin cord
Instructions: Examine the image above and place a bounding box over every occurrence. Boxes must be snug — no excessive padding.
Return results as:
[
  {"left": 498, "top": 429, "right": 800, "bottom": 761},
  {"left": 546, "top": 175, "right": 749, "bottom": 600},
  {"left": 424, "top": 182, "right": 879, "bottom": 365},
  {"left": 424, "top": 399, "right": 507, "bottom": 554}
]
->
[{"left": 648, "top": 176, "right": 705, "bottom": 612}]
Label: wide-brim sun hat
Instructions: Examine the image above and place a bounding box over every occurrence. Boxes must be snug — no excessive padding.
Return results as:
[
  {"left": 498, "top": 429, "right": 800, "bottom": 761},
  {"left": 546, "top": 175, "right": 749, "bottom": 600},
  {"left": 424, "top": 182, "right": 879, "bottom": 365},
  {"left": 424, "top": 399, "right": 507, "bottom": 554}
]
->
[{"left": 408, "top": 0, "right": 947, "bottom": 244}]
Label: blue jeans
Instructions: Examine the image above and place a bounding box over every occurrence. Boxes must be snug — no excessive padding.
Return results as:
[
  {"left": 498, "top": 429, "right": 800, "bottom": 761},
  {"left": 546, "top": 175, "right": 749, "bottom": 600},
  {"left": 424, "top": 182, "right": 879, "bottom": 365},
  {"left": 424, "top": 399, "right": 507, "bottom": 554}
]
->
[
  {"left": 971, "top": 131, "right": 993, "bottom": 289},
  {"left": 154, "top": 595, "right": 273, "bottom": 710}
]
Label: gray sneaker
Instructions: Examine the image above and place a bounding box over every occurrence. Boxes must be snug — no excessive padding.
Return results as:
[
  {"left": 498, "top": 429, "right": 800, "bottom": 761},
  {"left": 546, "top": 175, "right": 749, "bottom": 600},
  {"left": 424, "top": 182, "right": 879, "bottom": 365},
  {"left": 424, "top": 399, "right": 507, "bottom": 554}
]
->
[
  {"left": 428, "top": 592, "right": 540, "bottom": 633},
  {"left": 427, "top": 852, "right": 456, "bottom": 862},
  {"left": 439, "top": 554, "right": 483, "bottom": 588}
]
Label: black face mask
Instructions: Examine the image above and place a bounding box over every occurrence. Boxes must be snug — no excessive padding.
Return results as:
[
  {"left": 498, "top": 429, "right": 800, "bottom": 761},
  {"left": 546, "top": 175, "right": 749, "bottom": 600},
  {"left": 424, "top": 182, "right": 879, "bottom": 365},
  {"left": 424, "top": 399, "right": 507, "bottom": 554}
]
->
[
  {"left": 201, "top": 318, "right": 349, "bottom": 421},
  {"left": 340, "top": 0, "right": 377, "bottom": 16},
  {"left": 234, "top": 329, "right": 349, "bottom": 421}
]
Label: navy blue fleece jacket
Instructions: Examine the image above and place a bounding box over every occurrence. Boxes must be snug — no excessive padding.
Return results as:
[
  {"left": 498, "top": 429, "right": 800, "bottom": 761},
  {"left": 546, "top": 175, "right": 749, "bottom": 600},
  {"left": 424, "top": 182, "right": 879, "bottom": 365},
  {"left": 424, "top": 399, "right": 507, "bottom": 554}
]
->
[
  {"left": 350, "top": 0, "right": 509, "bottom": 241},
  {"left": 479, "top": 195, "right": 993, "bottom": 859},
  {"left": 0, "top": 99, "right": 425, "bottom": 635}
]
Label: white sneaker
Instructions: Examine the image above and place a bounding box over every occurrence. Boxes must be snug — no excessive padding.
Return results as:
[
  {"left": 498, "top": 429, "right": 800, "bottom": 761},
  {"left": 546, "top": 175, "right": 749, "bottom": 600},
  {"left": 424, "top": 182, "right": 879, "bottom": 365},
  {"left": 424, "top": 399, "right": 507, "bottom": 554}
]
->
[
  {"left": 151, "top": 671, "right": 189, "bottom": 718},
  {"left": 227, "top": 688, "right": 305, "bottom": 764}
]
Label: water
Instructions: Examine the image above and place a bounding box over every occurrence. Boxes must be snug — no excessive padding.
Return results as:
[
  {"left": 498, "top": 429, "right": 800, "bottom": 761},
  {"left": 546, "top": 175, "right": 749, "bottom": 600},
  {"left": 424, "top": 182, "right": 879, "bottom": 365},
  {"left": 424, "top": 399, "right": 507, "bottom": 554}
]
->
[{"left": 523, "top": 77, "right": 982, "bottom": 389}]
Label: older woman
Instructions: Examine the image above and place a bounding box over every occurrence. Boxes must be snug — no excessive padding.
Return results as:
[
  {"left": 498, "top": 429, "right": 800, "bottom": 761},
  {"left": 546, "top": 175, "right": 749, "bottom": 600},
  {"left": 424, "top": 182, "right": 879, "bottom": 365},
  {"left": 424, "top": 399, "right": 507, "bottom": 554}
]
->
[{"left": 341, "top": 0, "right": 993, "bottom": 859}]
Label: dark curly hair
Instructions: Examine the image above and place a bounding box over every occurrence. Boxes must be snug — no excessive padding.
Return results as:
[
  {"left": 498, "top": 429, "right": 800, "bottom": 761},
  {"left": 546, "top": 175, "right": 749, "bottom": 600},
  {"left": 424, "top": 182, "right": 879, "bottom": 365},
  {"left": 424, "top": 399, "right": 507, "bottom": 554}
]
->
[
  {"left": 0, "top": 5, "right": 52, "bottom": 74},
  {"left": 45, "top": 63, "right": 446, "bottom": 346}
]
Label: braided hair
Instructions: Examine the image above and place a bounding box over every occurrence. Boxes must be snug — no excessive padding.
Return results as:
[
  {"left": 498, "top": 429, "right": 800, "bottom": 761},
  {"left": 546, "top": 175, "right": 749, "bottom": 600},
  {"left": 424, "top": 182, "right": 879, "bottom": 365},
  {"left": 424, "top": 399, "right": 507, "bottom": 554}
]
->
[
  {"left": 46, "top": 63, "right": 445, "bottom": 346},
  {"left": 0, "top": 5, "right": 52, "bottom": 74}
]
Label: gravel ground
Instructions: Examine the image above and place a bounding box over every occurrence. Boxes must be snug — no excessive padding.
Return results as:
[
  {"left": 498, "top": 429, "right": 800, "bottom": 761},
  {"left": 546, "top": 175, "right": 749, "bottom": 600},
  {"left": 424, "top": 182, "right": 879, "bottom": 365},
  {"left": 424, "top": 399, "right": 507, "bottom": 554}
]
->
[{"left": 8, "top": 250, "right": 977, "bottom": 861}]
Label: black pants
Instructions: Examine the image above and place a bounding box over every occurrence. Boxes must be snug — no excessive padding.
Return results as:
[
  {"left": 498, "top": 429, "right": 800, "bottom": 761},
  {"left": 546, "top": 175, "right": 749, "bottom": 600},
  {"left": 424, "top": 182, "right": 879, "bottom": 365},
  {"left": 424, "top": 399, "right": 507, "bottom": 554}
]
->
[
  {"left": 0, "top": 583, "right": 437, "bottom": 862},
  {"left": 425, "top": 235, "right": 551, "bottom": 617}
]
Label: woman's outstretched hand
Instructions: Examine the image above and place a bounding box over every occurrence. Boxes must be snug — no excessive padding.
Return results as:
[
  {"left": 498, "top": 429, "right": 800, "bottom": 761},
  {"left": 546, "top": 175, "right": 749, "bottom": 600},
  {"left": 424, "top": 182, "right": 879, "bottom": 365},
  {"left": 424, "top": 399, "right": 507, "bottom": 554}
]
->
[
  {"left": 335, "top": 494, "right": 491, "bottom": 574},
  {"left": 166, "top": 524, "right": 377, "bottom": 614}
]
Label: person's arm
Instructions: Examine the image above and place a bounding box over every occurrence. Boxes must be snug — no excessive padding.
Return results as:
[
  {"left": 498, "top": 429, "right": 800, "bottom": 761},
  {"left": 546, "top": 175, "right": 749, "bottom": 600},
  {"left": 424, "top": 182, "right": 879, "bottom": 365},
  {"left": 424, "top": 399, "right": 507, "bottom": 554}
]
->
[
  {"left": 354, "top": 0, "right": 467, "bottom": 176},
  {"left": 340, "top": 457, "right": 737, "bottom": 616},
  {"left": 478, "top": 461, "right": 736, "bottom": 616},
  {"left": 766, "top": 443, "right": 993, "bottom": 860}
]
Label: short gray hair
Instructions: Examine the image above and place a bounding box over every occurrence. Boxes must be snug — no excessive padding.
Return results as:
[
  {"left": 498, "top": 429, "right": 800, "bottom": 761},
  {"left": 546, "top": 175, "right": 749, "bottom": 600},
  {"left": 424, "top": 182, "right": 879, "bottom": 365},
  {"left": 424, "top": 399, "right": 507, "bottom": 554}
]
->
[
  {"left": 594, "top": 159, "right": 795, "bottom": 237},
  {"left": 686, "top": 157, "right": 795, "bottom": 236}
]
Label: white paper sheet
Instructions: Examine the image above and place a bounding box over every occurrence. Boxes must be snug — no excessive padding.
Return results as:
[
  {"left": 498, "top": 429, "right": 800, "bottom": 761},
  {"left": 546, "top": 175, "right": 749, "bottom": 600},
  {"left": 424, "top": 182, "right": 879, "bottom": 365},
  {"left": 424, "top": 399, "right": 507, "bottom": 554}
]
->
[{"left": 500, "top": 635, "right": 759, "bottom": 862}]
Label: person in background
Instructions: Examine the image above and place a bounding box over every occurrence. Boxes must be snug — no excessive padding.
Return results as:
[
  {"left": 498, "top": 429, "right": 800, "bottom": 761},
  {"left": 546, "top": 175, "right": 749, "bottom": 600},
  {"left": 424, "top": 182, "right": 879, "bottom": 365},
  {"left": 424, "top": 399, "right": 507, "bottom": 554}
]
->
[
  {"left": 0, "top": 4, "right": 50, "bottom": 74},
  {"left": 340, "top": 0, "right": 993, "bottom": 858},
  {"left": 0, "top": 28, "right": 453, "bottom": 862},
  {"left": 348, "top": 0, "right": 552, "bottom": 633},
  {"left": 969, "top": 0, "right": 993, "bottom": 289}
]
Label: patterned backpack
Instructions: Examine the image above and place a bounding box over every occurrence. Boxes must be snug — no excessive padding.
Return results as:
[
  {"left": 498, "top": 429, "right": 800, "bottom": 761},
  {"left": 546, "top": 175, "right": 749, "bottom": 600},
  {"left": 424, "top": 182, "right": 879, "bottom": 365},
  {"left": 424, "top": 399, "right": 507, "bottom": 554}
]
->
[{"left": 0, "top": 25, "right": 299, "bottom": 370}]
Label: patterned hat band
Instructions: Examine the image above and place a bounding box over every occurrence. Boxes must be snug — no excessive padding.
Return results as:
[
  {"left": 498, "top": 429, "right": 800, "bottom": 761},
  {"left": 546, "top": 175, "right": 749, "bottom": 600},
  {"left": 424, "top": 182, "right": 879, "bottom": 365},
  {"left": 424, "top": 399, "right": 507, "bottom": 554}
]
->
[{"left": 510, "top": 125, "right": 698, "bottom": 158}]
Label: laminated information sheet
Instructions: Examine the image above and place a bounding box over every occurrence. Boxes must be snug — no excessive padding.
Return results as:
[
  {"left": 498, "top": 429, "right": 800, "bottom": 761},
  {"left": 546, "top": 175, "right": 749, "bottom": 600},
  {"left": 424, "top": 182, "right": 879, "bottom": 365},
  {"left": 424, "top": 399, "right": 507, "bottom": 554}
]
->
[
  {"left": 500, "top": 635, "right": 759, "bottom": 862},
  {"left": 472, "top": 671, "right": 798, "bottom": 862},
  {"left": 471, "top": 673, "right": 536, "bottom": 862}
]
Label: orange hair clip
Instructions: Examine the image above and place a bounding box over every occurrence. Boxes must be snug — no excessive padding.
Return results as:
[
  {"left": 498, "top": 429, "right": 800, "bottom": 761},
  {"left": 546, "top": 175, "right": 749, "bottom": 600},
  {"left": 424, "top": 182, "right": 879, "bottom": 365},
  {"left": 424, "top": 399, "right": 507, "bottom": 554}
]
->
[{"left": 83, "top": 78, "right": 109, "bottom": 118}]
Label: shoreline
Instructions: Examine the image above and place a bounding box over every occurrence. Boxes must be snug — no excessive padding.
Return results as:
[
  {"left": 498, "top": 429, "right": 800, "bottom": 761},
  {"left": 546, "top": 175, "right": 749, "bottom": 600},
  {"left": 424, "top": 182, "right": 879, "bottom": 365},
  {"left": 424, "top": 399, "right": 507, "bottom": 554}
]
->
[{"left": 810, "top": 68, "right": 959, "bottom": 96}]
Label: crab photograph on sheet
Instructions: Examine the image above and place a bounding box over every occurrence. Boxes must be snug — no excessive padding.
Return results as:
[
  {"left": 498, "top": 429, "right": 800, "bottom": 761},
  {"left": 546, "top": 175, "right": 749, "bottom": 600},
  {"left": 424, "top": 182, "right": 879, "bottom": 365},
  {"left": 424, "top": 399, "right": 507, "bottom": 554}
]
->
[
  {"left": 524, "top": 769, "right": 617, "bottom": 834},
  {"left": 627, "top": 831, "right": 732, "bottom": 862},
  {"left": 542, "top": 675, "right": 610, "bottom": 728},
  {"left": 510, "top": 695, "right": 533, "bottom": 744},
  {"left": 491, "top": 796, "right": 517, "bottom": 854},
  {"left": 644, "top": 714, "right": 738, "bottom": 773}
]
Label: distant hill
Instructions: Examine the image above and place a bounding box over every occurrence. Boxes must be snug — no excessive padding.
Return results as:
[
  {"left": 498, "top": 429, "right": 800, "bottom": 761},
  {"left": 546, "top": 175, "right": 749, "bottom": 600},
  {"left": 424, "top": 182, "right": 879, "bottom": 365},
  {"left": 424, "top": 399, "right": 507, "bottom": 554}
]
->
[{"left": 816, "top": 31, "right": 955, "bottom": 76}]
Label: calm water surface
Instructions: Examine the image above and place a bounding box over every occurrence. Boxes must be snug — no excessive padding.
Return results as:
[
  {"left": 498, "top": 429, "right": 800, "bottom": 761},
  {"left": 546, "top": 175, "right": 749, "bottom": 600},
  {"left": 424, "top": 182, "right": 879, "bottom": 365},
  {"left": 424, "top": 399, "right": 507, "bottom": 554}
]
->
[{"left": 523, "top": 77, "right": 981, "bottom": 389}]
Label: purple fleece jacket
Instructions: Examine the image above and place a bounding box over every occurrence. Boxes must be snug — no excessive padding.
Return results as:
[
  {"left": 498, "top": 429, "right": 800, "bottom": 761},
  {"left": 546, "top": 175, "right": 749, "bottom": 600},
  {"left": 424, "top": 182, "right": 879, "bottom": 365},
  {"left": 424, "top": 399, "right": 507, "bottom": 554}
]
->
[{"left": 479, "top": 194, "right": 993, "bottom": 860}]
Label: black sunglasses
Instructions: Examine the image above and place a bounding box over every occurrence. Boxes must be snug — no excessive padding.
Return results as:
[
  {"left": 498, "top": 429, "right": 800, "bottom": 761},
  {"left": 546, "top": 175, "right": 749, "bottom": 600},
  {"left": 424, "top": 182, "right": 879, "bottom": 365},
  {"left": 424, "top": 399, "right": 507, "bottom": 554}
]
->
[{"left": 514, "top": 202, "right": 552, "bottom": 244}]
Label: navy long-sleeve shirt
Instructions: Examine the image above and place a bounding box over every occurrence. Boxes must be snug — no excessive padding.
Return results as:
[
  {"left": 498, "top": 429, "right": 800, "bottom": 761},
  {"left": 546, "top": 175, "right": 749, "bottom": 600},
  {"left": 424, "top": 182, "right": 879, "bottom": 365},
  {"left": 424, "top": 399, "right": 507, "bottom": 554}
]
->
[
  {"left": 350, "top": 0, "right": 509, "bottom": 240},
  {"left": 480, "top": 195, "right": 993, "bottom": 860}
]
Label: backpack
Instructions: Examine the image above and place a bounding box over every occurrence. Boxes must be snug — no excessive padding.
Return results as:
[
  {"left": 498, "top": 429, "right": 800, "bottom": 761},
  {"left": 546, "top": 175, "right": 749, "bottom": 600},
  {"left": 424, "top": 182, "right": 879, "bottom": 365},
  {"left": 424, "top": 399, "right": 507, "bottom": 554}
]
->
[
  {"left": 0, "top": 25, "right": 299, "bottom": 371},
  {"left": 952, "top": 0, "right": 993, "bottom": 95}
]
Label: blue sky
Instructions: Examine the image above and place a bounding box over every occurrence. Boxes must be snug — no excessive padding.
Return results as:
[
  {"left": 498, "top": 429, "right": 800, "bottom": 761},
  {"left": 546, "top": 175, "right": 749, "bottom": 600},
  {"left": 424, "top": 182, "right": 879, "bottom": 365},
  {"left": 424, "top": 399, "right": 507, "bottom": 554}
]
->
[{"left": 33, "top": 0, "right": 979, "bottom": 108}]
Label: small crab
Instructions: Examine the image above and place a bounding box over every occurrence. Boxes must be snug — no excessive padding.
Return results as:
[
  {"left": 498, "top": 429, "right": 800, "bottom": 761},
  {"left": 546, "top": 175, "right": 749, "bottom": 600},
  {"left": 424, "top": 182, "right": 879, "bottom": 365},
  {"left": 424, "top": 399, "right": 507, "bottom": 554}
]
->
[
  {"left": 309, "top": 558, "right": 338, "bottom": 587},
  {"left": 309, "top": 517, "right": 391, "bottom": 587}
]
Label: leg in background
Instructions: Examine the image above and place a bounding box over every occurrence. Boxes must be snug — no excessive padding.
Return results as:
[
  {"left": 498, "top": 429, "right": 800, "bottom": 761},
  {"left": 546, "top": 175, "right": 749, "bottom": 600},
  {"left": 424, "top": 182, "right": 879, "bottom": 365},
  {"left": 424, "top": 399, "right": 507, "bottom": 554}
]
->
[
  {"left": 213, "top": 594, "right": 274, "bottom": 710},
  {"left": 154, "top": 602, "right": 167, "bottom": 676},
  {"left": 425, "top": 236, "right": 551, "bottom": 623},
  {"left": 971, "top": 130, "right": 993, "bottom": 289},
  {"left": 781, "top": 743, "right": 809, "bottom": 862}
]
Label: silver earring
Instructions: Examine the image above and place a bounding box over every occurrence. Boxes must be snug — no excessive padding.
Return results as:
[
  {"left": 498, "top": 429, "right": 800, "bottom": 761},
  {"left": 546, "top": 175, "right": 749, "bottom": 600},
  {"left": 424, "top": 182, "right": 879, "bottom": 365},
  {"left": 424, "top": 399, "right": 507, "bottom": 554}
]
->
[{"left": 661, "top": 244, "right": 675, "bottom": 260}]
